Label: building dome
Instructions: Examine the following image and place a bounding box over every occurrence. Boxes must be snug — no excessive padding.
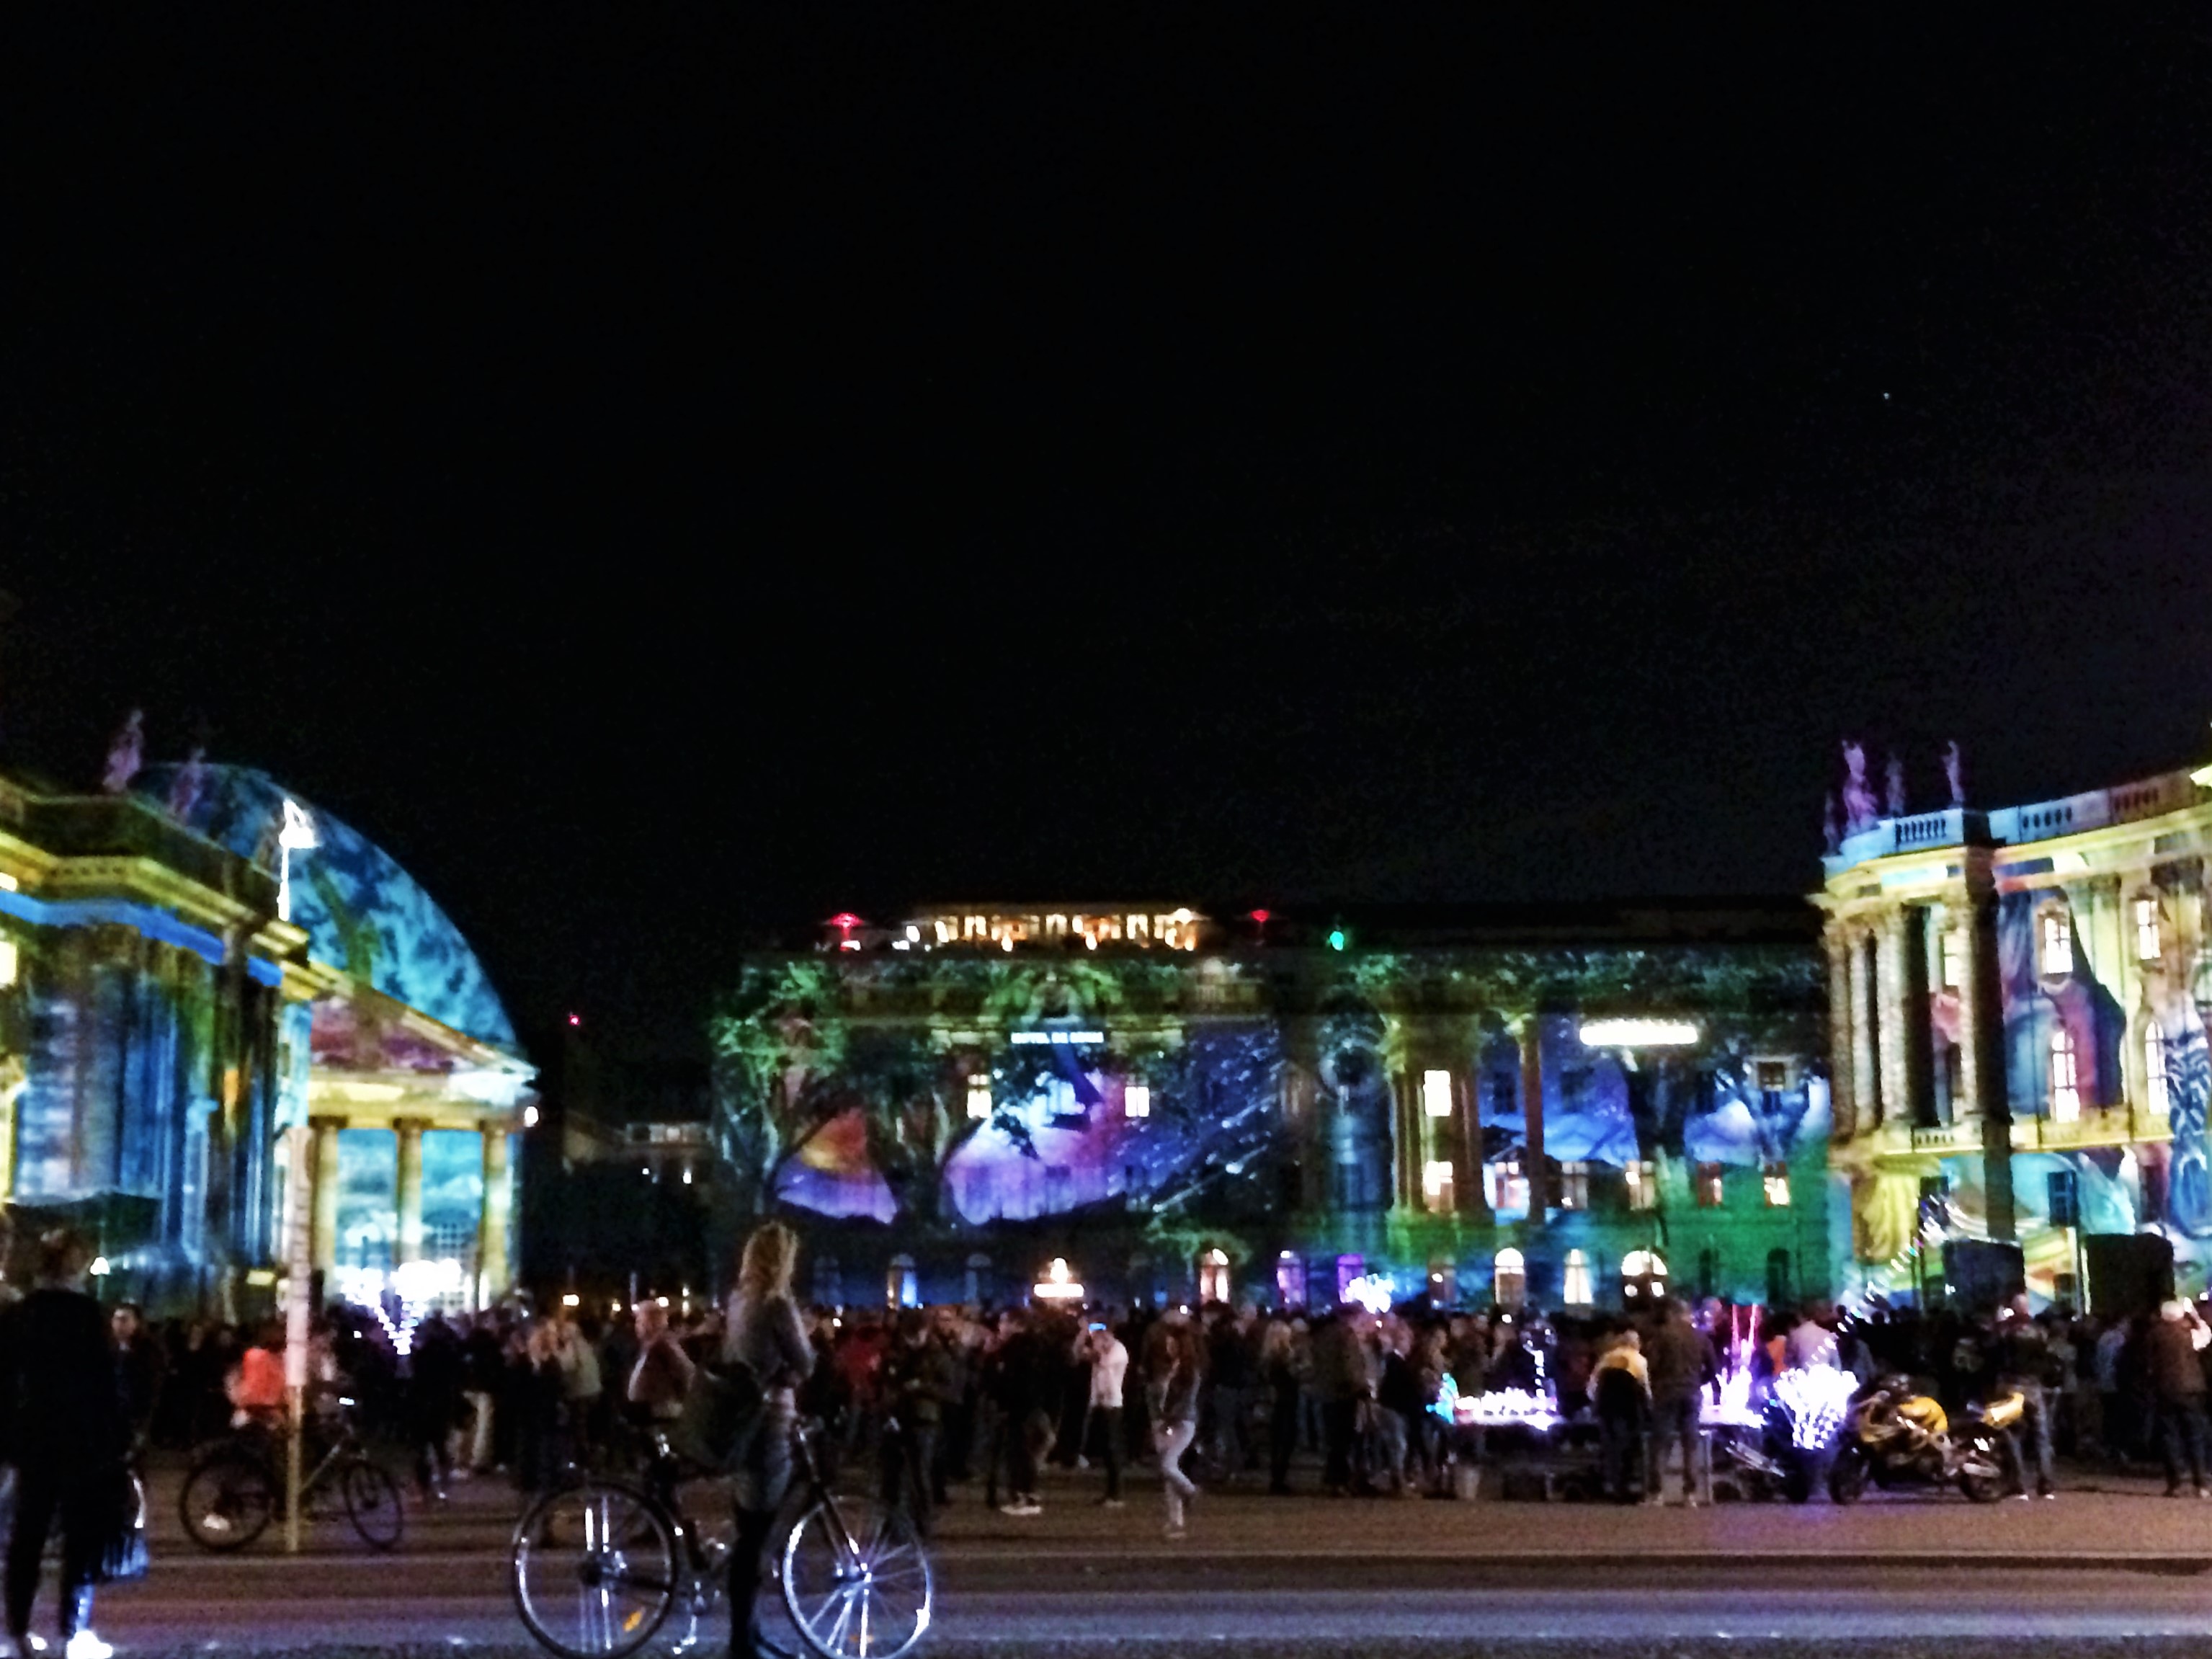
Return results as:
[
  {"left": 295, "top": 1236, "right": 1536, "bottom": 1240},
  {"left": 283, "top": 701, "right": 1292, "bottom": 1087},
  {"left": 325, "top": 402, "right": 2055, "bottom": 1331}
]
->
[{"left": 140, "top": 764, "right": 518, "bottom": 1051}]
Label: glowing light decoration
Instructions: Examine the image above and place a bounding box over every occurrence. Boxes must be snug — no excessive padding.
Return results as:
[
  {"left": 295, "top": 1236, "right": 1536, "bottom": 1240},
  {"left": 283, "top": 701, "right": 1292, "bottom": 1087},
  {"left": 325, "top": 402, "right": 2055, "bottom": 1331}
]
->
[
  {"left": 1344, "top": 1272, "right": 1396, "bottom": 1314},
  {"left": 1700, "top": 1312, "right": 1767, "bottom": 1428},
  {"left": 1123, "top": 1084, "right": 1151, "bottom": 1119},
  {"left": 1033, "top": 1257, "right": 1085, "bottom": 1302},
  {"left": 1770, "top": 1364, "right": 1856, "bottom": 1449},
  {"left": 1009, "top": 1031, "right": 1105, "bottom": 1046},
  {"left": 1579, "top": 1018, "right": 1699, "bottom": 1048},
  {"left": 276, "top": 799, "right": 318, "bottom": 923},
  {"left": 1455, "top": 1387, "right": 1561, "bottom": 1428},
  {"left": 339, "top": 1258, "right": 463, "bottom": 1356}
]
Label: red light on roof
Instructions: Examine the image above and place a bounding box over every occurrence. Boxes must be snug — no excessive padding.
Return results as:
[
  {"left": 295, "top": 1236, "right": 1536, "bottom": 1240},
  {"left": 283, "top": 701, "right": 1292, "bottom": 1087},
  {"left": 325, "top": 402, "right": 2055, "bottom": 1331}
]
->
[
  {"left": 1249, "top": 909, "right": 1271, "bottom": 925},
  {"left": 828, "top": 912, "right": 864, "bottom": 933},
  {"left": 567, "top": 1013, "right": 581, "bottom": 1028}
]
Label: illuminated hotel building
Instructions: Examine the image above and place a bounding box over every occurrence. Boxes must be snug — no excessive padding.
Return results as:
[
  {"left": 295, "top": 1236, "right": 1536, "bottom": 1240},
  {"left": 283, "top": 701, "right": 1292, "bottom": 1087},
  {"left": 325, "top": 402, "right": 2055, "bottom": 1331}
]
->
[
  {"left": 0, "top": 762, "right": 532, "bottom": 1314},
  {"left": 713, "top": 901, "right": 1826, "bottom": 1312},
  {"left": 1816, "top": 752, "right": 2212, "bottom": 1307}
]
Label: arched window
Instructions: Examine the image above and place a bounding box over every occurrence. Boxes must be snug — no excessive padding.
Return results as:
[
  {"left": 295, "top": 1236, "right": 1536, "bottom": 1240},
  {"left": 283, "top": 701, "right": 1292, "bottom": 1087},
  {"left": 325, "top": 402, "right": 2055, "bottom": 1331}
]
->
[
  {"left": 1622, "top": 1249, "right": 1668, "bottom": 1303},
  {"left": 2050, "top": 1026, "right": 2081, "bottom": 1123},
  {"left": 2040, "top": 908, "right": 2074, "bottom": 978},
  {"left": 1493, "top": 1247, "right": 1527, "bottom": 1308},
  {"left": 1275, "top": 1251, "right": 1306, "bottom": 1309},
  {"left": 886, "top": 1255, "right": 919, "bottom": 1309},
  {"left": 1562, "top": 1248, "right": 1592, "bottom": 1307},
  {"left": 2136, "top": 894, "right": 2163, "bottom": 963},
  {"left": 1765, "top": 1248, "right": 1793, "bottom": 1309},
  {"left": 963, "top": 1252, "right": 991, "bottom": 1306},
  {"left": 1198, "top": 1248, "right": 1232, "bottom": 1305},
  {"left": 2146, "top": 1026, "right": 2170, "bottom": 1116}
]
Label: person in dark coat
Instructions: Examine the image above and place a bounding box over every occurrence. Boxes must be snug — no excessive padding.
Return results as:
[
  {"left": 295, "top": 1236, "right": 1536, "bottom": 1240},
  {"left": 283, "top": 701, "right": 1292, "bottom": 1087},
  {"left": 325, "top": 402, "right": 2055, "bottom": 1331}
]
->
[{"left": 0, "top": 1229, "right": 130, "bottom": 1659}]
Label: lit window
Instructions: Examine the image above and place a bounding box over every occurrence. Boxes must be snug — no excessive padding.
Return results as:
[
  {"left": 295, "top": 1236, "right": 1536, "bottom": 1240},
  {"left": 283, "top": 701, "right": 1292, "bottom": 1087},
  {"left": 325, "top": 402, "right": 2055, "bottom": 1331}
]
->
[
  {"left": 1485, "top": 1158, "right": 1529, "bottom": 1214},
  {"left": 1198, "top": 1248, "right": 1231, "bottom": 1304},
  {"left": 2041, "top": 911, "right": 2073, "bottom": 977},
  {"left": 964, "top": 915, "right": 988, "bottom": 942},
  {"left": 2146, "top": 1027, "right": 2169, "bottom": 1115},
  {"left": 1558, "top": 1161, "right": 1589, "bottom": 1210},
  {"left": 1421, "top": 1160, "right": 1455, "bottom": 1214},
  {"left": 2137, "top": 897, "right": 2162, "bottom": 963},
  {"left": 965, "top": 1074, "right": 993, "bottom": 1120},
  {"left": 1126, "top": 914, "right": 1149, "bottom": 943},
  {"left": 2050, "top": 1028, "right": 2080, "bottom": 1123},
  {"left": 1624, "top": 1161, "right": 1657, "bottom": 1211},
  {"left": 1563, "top": 1249, "right": 1592, "bottom": 1306},
  {"left": 1762, "top": 1164, "right": 1791, "bottom": 1207},
  {"left": 1123, "top": 1083, "right": 1151, "bottom": 1119},
  {"left": 1940, "top": 929, "right": 1963, "bottom": 990},
  {"left": 1493, "top": 1247, "right": 1526, "bottom": 1307},
  {"left": 1693, "top": 1163, "right": 1725, "bottom": 1208},
  {"left": 1422, "top": 1069, "right": 1453, "bottom": 1118}
]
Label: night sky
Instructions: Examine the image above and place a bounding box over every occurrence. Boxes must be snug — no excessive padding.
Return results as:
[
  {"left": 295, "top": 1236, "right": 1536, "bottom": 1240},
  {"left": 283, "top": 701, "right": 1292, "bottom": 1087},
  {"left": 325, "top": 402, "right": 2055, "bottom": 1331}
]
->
[{"left": 6, "top": 13, "right": 2212, "bottom": 1060}]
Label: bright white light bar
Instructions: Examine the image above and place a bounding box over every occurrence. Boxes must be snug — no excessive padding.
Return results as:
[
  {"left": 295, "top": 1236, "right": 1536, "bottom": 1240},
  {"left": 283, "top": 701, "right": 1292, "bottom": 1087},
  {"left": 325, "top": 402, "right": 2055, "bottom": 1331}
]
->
[
  {"left": 1009, "top": 1031, "right": 1105, "bottom": 1045},
  {"left": 1579, "top": 1018, "right": 1700, "bottom": 1048}
]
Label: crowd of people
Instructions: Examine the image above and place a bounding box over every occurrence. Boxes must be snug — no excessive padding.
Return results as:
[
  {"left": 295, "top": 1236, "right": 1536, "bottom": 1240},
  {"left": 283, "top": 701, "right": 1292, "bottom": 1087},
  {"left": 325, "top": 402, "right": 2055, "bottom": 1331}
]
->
[{"left": 18, "top": 1216, "right": 2212, "bottom": 1659}]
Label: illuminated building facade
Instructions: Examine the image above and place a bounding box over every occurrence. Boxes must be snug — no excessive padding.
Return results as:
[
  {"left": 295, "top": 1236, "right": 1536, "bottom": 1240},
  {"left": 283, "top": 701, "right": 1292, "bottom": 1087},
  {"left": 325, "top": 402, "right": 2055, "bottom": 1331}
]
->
[
  {"left": 1817, "top": 751, "right": 2212, "bottom": 1307},
  {"left": 0, "top": 763, "right": 532, "bottom": 1314},
  {"left": 713, "top": 902, "right": 1827, "bottom": 1312}
]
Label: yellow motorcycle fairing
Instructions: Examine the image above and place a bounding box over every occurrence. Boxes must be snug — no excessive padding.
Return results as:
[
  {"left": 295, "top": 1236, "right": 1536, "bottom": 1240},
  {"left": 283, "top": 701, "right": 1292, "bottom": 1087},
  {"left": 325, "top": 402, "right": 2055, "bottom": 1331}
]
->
[
  {"left": 1976, "top": 1391, "right": 2024, "bottom": 1431},
  {"left": 1895, "top": 1394, "right": 1948, "bottom": 1438}
]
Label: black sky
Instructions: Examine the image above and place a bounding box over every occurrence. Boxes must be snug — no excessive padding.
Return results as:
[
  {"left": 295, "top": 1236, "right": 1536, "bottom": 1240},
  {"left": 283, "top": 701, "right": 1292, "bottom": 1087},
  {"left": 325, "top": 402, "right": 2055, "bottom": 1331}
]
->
[{"left": 6, "top": 12, "right": 2212, "bottom": 1060}]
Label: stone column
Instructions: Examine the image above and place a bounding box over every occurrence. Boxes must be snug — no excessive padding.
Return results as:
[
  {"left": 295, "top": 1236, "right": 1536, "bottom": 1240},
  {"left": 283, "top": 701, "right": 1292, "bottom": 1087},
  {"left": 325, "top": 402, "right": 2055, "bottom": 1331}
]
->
[
  {"left": 1961, "top": 879, "right": 2015, "bottom": 1240},
  {"left": 1392, "top": 1064, "right": 1422, "bottom": 1214},
  {"left": 1825, "top": 929, "right": 1857, "bottom": 1141},
  {"left": 1517, "top": 1017, "right": 1548, "bottom": 1224},
  {"left": 394, "top": 1118, "right": 427, "bottom": 1266},
  {"left": 1897, "top": 905, "right": 1934, "bottom": 1129},
  {"left": 478, "top": 1125, "right": 513, "bottom": 1307},
  {"left": 310, "top": 1117, "right": 342, "bottom": 1273},
  {"left": 1850, "top": 928, "right": 1881, "bottom": 1131},
  {"left": 1877, "top": 910, "right": 1913, "bottom": 1137}
]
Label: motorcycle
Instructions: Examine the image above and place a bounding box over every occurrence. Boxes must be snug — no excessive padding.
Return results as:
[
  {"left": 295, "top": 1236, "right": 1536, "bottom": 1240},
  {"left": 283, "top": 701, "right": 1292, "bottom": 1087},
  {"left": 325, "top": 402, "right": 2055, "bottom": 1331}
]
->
[
  {"left": 1710, "top": 1365, "right": 1857, "bottom": 1504},
  {"left": 1827, "top": 1374, "right": 2016, "bottom": 1504}
]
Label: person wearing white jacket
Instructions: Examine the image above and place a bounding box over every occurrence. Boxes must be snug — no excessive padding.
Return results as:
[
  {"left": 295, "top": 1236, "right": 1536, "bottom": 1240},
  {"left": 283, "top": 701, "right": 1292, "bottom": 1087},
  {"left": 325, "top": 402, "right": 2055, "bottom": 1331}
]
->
[{"left": 1080, "top": 1323, "right": 1129, "bottom": 1507}]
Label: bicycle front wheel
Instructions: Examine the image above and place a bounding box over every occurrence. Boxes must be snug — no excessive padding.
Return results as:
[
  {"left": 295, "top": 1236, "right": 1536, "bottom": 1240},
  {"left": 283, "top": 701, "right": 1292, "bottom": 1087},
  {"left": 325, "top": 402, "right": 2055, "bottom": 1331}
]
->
[
  {"left": 179, "top": 1453, "right": 275, "bottom": 1552},
  {"left": 340, "top": 1459, "right": 406, "bottom": 1552},
  {"left": 781, "top": 1494, "right": 932, "bottom": 1659},
  {"left": 512, "top": 1481, "right": 679, "bottom": 1659}
]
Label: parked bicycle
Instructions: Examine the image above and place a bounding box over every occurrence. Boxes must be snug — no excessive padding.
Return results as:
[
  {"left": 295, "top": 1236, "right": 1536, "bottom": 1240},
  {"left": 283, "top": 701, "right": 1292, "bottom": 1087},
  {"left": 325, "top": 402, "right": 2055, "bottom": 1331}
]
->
[
  {"left": 512, "top": 1418, "right": 932, "bottom": 1659},
  {"left": 179, "top": 1400, "right": 406, "bottom": 1552}
]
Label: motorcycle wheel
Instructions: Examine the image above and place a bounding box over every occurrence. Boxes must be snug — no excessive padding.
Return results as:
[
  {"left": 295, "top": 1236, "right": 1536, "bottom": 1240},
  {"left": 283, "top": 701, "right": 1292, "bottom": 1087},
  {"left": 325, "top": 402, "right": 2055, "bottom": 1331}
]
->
[
  {"left": 1954, "top": 1433, "right": 2006, "bottom": 1504},
  {"left": 1828, "top": 1446, "right": 1870, "bottom": 1505}
]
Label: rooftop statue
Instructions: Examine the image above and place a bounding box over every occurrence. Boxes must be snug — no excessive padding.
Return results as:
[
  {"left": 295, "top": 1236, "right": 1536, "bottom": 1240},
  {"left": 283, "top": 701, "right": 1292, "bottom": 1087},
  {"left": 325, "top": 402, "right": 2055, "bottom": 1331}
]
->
[
  {"left": 1885, "top": 752, "right": 1907, "bottom": 818},
  {"left": 1840, "top": 740, "right": 1879, "bottom": 835},
  {"left": 166, "top": 747, "right": 209, "bottom": 822},
  {"left": 101, "top": 709, "right": 145, "bottom": 795},
  {"left": 1943, "top": 739, "right": 1966, "bottom": 808},
  {"left": 1822, "top": 793, "right": 1841, "bottom": 856}
]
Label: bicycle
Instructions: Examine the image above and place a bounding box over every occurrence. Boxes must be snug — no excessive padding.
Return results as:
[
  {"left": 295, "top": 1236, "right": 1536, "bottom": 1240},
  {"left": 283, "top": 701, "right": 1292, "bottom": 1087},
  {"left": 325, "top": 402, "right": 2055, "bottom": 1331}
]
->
[
  {"left": 179, "top": 1400, "right": 406, "bottom": 1553},
  {"left": 512, "top": 1418, "right": 932, "bottom": 1659}
]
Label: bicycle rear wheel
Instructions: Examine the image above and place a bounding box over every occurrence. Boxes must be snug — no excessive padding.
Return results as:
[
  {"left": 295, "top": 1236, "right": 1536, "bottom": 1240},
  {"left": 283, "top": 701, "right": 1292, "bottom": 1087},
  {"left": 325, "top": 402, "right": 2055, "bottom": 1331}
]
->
[
  {"left": 341, "top": 1459, "right": 406, "bottom": 1552},
  {"left": 179, "top": 1453, "right": 275, "bottom": 1552},
  {"left": 781, "top": 1493, "right": 932, "bottom": 1659},
  {"left": 512, "top": 1481, "right": 679, "bottom": 1659}
]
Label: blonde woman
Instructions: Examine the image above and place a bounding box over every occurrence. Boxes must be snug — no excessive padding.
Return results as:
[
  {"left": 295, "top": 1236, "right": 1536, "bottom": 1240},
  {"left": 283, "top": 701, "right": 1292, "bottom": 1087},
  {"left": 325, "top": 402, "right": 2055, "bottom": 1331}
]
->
[{"left": 725, "top": 1222, "right": 814, "bottom": 1659}]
